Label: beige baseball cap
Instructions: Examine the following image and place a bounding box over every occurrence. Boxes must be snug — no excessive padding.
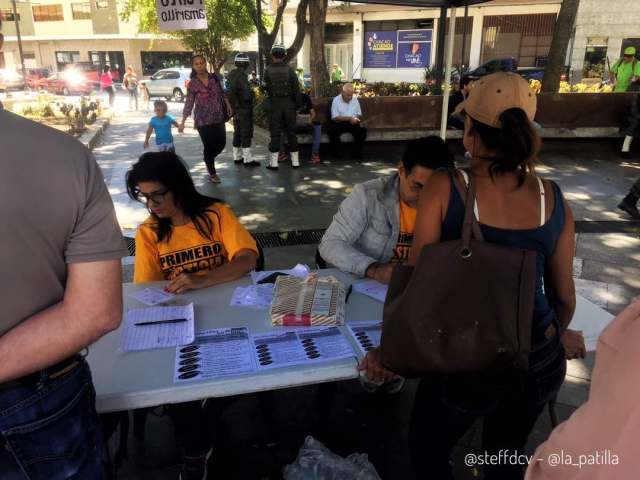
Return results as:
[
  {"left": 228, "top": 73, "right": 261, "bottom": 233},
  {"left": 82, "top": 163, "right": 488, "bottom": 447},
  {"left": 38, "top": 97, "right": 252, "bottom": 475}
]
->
[{"left": 456, "top": 72, "right": 537, "bottom": 128}]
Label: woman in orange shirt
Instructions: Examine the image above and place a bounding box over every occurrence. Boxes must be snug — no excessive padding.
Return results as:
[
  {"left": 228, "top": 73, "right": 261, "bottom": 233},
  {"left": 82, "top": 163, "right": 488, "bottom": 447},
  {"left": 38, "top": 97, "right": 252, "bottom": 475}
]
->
[
  {"left": 127, "top": 151, "right": 258, "bottom": 293},
  {"left": 126, "top": 151, "right": 258, "bottom": 479}
]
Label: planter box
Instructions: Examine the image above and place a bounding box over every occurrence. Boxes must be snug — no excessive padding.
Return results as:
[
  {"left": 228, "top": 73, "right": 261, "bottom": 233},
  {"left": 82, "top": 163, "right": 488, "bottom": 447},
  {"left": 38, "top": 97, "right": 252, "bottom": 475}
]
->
[{"left": 310, "top": 92, "right": 636, "bottom": 132}]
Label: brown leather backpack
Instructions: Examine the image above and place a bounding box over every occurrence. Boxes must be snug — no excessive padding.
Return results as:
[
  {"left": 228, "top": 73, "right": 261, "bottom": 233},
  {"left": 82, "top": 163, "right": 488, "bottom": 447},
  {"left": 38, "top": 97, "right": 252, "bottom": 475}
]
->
[{"left": 380, "top": 171, "right": 536, "bottom": 376}]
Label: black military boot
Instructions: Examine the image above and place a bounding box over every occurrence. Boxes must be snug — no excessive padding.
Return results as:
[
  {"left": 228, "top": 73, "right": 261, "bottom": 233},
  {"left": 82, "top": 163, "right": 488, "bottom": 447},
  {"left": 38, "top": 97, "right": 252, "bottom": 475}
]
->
[{"left": 618, "top": 192, "right": 640, "bottom": 219}]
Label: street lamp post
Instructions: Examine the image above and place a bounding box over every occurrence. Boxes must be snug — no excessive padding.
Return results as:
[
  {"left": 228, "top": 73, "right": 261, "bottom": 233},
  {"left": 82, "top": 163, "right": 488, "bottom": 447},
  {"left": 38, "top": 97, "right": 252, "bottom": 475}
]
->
[{"left": 10, "top": 0, "right": 27, "bottom": 81}]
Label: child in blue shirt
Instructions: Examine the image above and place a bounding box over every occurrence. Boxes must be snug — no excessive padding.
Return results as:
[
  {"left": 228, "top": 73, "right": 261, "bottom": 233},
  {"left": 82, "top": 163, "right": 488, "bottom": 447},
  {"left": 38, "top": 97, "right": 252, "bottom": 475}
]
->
[{"left": 144, "top": 100, "right": 183, "bottom": 152}]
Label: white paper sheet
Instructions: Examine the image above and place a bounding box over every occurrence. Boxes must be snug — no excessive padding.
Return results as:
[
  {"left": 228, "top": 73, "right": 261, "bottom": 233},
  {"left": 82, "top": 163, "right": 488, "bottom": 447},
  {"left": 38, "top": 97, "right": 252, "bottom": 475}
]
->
[
  {"left": 250, "top": 264, "right": 311, "bottom": 285},
  {"left": 230, "top": 284, "right": 275, "bottom": 307},
  {"left": 129, "top": 287, "right": 175, "bottom": 306},
  {"left": 120, "top": 303, "right": 195, "bottom": 352},
  {"left": 347, "top": 321, "right": 383, "bottom": 358},
  {"left": 352, "top": 279, "right": 389, "bottom": 303},
  {"left": 174, "top": 328, "right": 255, "bottom": 382},
  {"left": 252, "top": 326, "right": 355, "bottom": 370}
]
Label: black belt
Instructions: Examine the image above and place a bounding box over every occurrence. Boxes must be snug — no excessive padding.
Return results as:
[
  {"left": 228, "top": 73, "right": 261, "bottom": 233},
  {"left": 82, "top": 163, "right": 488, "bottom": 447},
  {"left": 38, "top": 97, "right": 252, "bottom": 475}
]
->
[{"left": 0, "top": 355, "right": 82, "bottom": 392}]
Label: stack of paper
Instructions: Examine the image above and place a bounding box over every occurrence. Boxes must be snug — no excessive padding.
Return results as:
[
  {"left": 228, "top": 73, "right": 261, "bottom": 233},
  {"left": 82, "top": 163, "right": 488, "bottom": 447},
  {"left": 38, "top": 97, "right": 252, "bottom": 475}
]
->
[
  {"left": 347, "top": 321, "right": 383, "bottom": 358},
  {"left": 121, "top": 303, "right": 195, "bottom": 352},
  {"left": 250, "top": 264, "right": 310, "bottom": 284},
  {"left": 252, "top": 327, "right": 354, "bottom": 370},
  {"left": 353, "top": 279, "right": 388, "bottom": 303},
  {"left": 230, "top": 284, "right": 275, "bottom": 307},
  {"left": 174, "top": 328, "right": 255, "bottom": 382},
  {"left": 129, "top": 287, "right": 175, "bottom": 306}
]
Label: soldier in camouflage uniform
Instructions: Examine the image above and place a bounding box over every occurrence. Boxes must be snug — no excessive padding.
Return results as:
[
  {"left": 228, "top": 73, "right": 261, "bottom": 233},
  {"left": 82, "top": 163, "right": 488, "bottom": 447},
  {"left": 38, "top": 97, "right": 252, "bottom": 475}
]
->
[
  {"left": 228, "top": 52, "right": 259, "bottom": 167},
  {"left": 262, "top": 43, "right": 302, "bottom": 169}
]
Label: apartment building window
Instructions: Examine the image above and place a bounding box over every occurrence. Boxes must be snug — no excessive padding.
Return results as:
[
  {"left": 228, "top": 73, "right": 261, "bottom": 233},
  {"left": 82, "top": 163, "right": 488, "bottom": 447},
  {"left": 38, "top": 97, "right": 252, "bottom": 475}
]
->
[
  {"left": 71, "top": 2, "right": 92, "bottom": 20},
  {"left": 95, "top": 0, "right": 109, "bottom": 9},
  {"left": 32, "top": 4, "right": 64, "bottom": 22},
  {"left": 56, "top": 51, "right": 81, "bottom": 70},
  {"left": 0, "top": 9, "right": 20, "bottom": 21}
]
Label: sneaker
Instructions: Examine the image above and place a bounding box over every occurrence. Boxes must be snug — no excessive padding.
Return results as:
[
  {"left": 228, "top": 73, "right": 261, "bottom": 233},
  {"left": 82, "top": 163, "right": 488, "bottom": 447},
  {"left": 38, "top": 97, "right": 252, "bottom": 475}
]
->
[
  {"left": 620, "top": 151, "right": 632, "bottom": 160},
  {"left": 618, "top": 199, "right": 640, "bottom": 219},
  {"left": 234, "top": 158, "right": 244, "bottom": 164},
  {"left": 266, "top": 165, "right": 279, "bottom": 171},
  {"left": 311, "top": 154, "right": 321, "bottom": 164},
  {"left": 178, "top": 448, "right": 212, "bottom": 480},
  {"left": 243, "top": 161, "right": 261, "bottom": 167}
]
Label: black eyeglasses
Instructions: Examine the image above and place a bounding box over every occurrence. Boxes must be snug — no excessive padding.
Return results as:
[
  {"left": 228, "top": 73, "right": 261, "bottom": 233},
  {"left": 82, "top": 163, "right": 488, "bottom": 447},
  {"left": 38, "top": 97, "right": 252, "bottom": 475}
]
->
[{"left": 135, "top": 188, "right": 170, "bottom": 205}]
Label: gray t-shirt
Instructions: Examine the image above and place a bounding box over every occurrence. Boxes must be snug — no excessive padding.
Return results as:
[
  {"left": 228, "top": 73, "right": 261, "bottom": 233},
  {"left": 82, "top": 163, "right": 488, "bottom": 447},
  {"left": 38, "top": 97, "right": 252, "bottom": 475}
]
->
[{"left": 0, "top": 107, "right": 127, "bottom": 336}]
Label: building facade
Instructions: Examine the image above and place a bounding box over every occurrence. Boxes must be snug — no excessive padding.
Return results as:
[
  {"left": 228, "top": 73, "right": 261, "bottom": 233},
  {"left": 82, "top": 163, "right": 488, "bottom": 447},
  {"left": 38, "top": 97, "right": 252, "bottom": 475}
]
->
[
  {"left": 293, "top": 0, "right": 562, "bottom": 83},
  {"left": 1, "top": 0, "right": 639, "bottom": 84},
  {"left": 570, "top": 0, "right": 640, "bottom": 82},
  {"left": 0, "top": 0, "right": 203, "bottom": 77}
]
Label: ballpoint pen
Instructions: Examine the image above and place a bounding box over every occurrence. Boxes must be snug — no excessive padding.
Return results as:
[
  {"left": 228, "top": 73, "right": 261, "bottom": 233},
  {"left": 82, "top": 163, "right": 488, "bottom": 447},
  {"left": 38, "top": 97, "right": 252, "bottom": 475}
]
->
[
  {"left": 135, "top": 318, "right": 187, "bottom": 326},
  {"left": 345, "top": 284, "right": 353, "bottom": 303}
]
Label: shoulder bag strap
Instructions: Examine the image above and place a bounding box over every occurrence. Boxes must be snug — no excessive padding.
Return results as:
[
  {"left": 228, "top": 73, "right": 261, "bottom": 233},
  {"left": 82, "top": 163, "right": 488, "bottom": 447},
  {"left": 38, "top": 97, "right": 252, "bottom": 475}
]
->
[
  {"left": 451, "top": 169, "right": 484, "bottom": 246},
  {"left": 537, "top": 177, "right": 546, "bottom": 226}
]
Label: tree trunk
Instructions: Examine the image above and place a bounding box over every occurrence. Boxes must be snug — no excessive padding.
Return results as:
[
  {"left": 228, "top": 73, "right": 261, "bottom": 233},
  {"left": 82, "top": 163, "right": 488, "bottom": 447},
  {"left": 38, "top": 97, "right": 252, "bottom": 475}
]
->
[
  {"left": 284, "top": 0, "right": 309, "bottom": 64},
  {"left": 309, "top": 0, "right": 330, "bottom": 97},
  {"left": 541, "top": 0, "right": 580, "bottom": 92},
  {"left": 250, "top": 0, "right": 288, "bottom": 72}
]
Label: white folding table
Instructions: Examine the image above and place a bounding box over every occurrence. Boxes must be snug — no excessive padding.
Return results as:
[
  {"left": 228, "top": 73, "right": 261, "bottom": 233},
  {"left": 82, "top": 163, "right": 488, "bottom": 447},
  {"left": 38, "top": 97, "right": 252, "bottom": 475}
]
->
[
  {"left": 88, "top": 269, "right": 379, "bottom": 414},
  {"left": 87, "top": 268, "right": 614, "bottom": 414}
]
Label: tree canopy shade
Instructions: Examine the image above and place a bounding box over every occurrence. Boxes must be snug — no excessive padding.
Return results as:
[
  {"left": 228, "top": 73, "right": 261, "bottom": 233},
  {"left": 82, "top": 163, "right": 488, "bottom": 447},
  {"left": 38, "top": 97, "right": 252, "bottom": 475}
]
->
[{"left": 344, "top": 0, "right": 488, "bottom": 6}]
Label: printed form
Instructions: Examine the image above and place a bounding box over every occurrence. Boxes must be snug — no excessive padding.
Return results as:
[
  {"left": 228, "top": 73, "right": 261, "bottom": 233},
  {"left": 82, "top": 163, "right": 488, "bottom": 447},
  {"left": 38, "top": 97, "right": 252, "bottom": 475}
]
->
[{"left": 120, "top": 303, "right": 195, "bottom": 352}]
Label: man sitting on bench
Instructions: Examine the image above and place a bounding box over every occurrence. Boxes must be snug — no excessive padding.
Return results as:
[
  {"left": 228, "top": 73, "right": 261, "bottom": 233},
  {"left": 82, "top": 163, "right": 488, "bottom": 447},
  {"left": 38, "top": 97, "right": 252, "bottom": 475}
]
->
[{"left": 328, "top": 83, "right": 367, "bottom": 159}]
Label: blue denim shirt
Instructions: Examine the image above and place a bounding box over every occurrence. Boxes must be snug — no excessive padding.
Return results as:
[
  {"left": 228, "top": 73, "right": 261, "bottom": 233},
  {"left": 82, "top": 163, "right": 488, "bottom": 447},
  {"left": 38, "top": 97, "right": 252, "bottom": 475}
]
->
[{"left": 319, "top": 174, "right": 400, "bottom": 276}]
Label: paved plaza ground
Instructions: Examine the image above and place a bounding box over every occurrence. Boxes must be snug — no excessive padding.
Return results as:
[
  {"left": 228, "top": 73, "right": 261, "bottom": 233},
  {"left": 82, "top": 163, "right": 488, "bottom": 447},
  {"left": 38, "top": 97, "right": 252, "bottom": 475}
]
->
[{"left": 95, "top": 96, "right": 640, "bottom": 479}]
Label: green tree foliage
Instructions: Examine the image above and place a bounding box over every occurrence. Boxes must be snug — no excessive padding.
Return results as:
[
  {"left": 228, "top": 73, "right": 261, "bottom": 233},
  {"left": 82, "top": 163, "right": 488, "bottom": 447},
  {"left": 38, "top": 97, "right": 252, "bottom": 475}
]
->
[{"left": 121, "top": 0, "right": 255, "bottom": 70}]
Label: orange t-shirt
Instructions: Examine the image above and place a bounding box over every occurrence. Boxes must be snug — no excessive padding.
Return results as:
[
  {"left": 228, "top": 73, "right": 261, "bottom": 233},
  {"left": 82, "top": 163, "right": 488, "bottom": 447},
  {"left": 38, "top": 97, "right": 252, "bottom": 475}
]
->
[
  {"left": 134, "top": 203, "right": 257, "bottom": 283},
  {"left": 391, "top": 200, "right": 416, "bottom": 264}
]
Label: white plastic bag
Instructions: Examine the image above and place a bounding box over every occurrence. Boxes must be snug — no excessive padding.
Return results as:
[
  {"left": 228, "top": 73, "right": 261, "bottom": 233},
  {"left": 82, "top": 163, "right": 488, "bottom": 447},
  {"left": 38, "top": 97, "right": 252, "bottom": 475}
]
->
[{"left": 283, "top": 436, "right": 381, "bottom": 480}]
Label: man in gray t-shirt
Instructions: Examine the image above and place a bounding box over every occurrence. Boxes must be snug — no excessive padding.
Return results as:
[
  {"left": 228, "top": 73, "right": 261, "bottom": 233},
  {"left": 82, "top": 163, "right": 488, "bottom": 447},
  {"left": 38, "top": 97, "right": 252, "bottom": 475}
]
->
[{"left": 0, "top": 103, "right": 127, "bottom": 477}]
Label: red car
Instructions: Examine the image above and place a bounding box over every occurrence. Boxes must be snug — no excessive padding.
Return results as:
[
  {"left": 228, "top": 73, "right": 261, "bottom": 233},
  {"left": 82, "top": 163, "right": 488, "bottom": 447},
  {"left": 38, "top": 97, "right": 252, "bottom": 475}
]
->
[
  {"left": 36, "top": 71, "right": 94, "bottom": 96},
  {"left": 25, "top": 68, "right": 51, "bottom": 89}
]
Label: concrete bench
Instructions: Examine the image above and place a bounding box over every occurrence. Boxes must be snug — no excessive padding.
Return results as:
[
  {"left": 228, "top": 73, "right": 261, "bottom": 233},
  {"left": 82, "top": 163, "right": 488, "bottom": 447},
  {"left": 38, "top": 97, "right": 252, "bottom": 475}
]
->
[{"left": 291, "top": 92, "right": 633, "bottom": 143}]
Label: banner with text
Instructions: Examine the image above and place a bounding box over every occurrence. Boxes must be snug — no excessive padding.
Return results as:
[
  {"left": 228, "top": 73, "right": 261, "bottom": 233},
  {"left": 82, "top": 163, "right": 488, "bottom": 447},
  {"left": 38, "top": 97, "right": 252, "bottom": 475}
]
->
[
  {"left": 397, "top": 29, "right": 432, "bottom": 68},
  {"left": 363, "top": 29, "right": 432, "bottom": 69},
  {"left": 157, "top": 0, "right": 207, "bottom": 31},
  {"left": 364, "top": 31, "right": 397, "bottom": 69}
]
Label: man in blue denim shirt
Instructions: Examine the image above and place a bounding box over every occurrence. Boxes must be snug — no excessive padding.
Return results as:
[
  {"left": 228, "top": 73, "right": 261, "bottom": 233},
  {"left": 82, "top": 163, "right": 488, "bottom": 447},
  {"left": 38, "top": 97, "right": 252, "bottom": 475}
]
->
[
  {"left": 0, "top": 46, "right": 127, "bottom": 478},
  {"left": 319, "top": 136, "right": 455, "bottom": 283}
]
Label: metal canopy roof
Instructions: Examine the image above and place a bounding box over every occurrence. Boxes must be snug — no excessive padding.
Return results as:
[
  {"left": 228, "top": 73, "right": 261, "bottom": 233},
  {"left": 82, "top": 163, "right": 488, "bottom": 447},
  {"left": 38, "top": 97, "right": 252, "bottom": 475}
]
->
[{"left": 345, "top": 0, "right": 489, "bottom": 7}]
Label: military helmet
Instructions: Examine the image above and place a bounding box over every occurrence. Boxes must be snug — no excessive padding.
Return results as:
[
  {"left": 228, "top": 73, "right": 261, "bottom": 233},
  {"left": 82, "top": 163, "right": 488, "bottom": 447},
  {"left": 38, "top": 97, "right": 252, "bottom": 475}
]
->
[
  {"left": 271, "top": 43, "right": 286, "bottom": 58},
  {"left": 233, "top": 52, "right": 250, "bottom": 67},
  {"left": 234, "top": 52, "right": 250, "bottom": 65}
]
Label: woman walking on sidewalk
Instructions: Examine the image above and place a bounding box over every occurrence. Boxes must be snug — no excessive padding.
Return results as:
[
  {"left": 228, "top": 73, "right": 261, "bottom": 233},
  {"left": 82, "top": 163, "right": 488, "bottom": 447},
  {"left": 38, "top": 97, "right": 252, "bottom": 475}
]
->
[
  {"left": 123, "top": 65, "right": 139, "bottom": 111},
  {"left": 181, "top": 55, "right": 233, "bottom": 184},
  {"left": 100, "top": 64, "right": 115, "bottom": 108}
]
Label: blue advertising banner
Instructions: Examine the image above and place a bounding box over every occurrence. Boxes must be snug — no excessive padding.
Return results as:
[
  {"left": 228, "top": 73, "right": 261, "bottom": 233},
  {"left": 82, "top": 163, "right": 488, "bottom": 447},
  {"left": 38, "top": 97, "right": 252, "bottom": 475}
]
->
[
  {"left": 396, "top": 29, "right": 432, "bottom": 68},
  {"left": 364, "top": 31, "right": 397, "bottom": 68}
]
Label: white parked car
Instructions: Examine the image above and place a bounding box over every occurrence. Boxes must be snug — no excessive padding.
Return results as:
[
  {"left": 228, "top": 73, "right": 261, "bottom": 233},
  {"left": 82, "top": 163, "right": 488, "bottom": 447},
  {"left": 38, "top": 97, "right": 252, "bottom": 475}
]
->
[{"left": 140, "top": 68, "right": 191, "bottom": 102}]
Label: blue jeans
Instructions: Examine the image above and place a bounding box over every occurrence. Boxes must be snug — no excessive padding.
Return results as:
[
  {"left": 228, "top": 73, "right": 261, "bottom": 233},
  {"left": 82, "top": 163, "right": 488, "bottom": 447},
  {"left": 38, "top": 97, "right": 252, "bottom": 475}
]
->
[
  {"left": 0, "top": 359, "right": 102, "bottom": 480},
  {"left": 311, "top": 123, "right": 322, "bottom": 155}
]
